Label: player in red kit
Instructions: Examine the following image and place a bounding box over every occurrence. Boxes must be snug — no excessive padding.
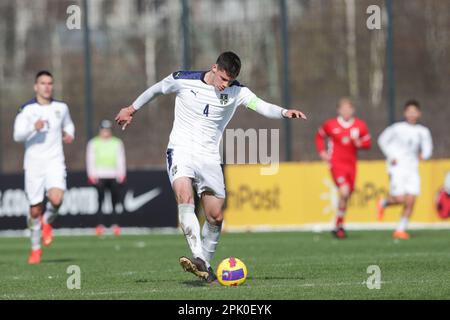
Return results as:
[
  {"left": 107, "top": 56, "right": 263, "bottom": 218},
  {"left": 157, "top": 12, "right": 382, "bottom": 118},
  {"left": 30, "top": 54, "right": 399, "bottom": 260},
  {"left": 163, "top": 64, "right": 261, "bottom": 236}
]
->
[{"left": 316, "top": 98, "right": 371, "bottom": 239}]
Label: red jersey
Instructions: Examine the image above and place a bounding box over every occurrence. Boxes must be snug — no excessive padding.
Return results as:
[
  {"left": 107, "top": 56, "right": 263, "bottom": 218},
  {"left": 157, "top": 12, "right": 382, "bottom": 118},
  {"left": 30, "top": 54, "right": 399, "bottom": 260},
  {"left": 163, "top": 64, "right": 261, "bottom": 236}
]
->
[{"left": 316, "top": 116, "right": 371, "bottom": 168}]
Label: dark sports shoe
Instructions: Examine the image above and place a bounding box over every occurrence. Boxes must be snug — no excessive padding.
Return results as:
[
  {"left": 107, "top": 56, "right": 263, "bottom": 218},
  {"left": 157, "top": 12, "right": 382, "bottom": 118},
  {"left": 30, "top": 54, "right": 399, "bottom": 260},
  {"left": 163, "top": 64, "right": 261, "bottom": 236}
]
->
[
  {"left": 332, "top": 227, "right": 347, "bottom": 239},
  {"left": 179, "top": 256, "right": 211, "bottom": 281},
  {"left": 206, "top": 266, "right": 218, "bottom": 284}
]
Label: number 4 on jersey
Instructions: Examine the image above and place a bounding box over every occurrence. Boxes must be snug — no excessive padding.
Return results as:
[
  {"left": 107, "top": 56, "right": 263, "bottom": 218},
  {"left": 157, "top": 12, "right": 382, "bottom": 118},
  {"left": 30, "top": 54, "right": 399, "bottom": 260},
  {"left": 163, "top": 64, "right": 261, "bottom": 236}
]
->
[{"left": 203, "top": 104, "right": 209, "bottom": 117}]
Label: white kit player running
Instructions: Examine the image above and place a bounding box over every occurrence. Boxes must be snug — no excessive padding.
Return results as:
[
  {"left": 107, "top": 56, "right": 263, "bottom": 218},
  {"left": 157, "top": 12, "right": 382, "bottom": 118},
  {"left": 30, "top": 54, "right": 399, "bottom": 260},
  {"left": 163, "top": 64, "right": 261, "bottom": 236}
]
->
[
  {"left": 115, "top": 52, "right": 307, "bottom": 282},
  {"left": 13, "top": 71, "right": 75, "bottom": 264},
  {"left": 377, "top": 100, "right": 433, "bottom": 240}
]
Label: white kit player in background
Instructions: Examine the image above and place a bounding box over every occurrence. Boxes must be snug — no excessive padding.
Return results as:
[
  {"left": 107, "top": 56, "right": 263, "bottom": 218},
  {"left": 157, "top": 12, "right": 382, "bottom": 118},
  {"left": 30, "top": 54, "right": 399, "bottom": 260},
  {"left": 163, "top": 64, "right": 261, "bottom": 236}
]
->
[
  {"left": 377, "top": 100, "right": 433, "bottom": 240},
  {"left": 115, "top": 52, "right": 307, "bottom": 282},
  {"left": 13, "top": 70, "right": 75, "bottom": 264}
]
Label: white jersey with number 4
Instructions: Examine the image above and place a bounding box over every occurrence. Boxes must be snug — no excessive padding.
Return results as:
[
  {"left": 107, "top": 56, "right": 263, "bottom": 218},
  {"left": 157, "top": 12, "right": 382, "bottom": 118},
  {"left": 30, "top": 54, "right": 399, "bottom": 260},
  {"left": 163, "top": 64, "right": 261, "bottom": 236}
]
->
[
  {"left": 131, "top": 70, "right": 287, "bottom": 198},
  {"left": 13, "top": 98, "right": 75, "bottom": 170},
  {"left": 135, "top": 71, "right": 258, "bottom": 162}
]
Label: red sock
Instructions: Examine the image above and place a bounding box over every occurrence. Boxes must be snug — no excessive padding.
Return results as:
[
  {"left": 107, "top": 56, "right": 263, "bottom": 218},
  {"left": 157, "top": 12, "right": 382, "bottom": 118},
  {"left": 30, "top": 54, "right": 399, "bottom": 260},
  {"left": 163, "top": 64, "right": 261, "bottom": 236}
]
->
[{"left": 336, "top": 217, "right": 344, "bottom": 228}]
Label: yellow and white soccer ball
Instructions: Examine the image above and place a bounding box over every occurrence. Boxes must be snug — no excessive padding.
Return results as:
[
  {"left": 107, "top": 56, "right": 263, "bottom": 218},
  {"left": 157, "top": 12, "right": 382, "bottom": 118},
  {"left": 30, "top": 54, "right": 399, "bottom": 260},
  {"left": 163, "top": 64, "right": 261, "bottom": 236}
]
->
[{"left": 216, "top": 257, "right": 248, "bottom": 286}]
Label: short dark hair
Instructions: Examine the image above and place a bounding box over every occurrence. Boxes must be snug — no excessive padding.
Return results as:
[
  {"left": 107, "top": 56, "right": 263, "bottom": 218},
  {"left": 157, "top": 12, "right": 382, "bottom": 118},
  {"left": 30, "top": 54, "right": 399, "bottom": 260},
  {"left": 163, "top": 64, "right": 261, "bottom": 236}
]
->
[
  {"left": 404, "top": 99, "right": 421, "bottom": 110},
  {"left": 216, "top": 52, "right": 241, "bottom": 78},
  {"left": 35, "top": 70, "right": 53, "bottom": 82}
]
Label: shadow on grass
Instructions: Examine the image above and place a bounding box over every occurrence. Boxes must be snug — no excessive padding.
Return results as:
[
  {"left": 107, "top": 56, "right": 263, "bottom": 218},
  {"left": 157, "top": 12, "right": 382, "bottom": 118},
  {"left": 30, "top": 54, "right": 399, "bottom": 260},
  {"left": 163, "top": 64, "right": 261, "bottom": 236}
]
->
[
  {"left": 181, "top": 280, "right": 209, "bottom": 287},
  {"left": 247, "top": 276, "right": 305, "bottom": 281},
  {"left": 134, "top": 278, "right": 190, "bottom": 284},
  {"left": 134, "top": 278, "right": 208, "bottom": 287},
  {"left": 42, "top": 258, "right": 77, "bottom": 263}
]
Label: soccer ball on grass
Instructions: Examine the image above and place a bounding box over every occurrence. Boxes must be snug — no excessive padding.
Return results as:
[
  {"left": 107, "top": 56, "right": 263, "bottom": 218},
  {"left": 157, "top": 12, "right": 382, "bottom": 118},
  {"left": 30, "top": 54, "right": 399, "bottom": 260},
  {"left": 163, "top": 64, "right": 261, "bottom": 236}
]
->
[{"left": 216, "top": 257, "right": 247, "bottom": 286}]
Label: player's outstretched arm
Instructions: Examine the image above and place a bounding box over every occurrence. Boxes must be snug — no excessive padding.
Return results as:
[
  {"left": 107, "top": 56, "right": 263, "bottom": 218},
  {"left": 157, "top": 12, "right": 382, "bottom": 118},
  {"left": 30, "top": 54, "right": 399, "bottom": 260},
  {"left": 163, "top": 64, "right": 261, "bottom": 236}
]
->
[
  {"left": 283, "top": 109, "right": 308, "bottom": 119},
  {"left": 115, "top": 74, "right": 180, "bottom": 130},
  {"left": 246, "top": 96, "right": 307, "bottom": 120},
  {"left": 238, "top": 85, "right": 307, "bottom": 120},
  {"left": 115, "top": 105, "right": 137, "bottom": 131},
  {"left": 115, "top": 81, "right": 163, "bottom": 130}
]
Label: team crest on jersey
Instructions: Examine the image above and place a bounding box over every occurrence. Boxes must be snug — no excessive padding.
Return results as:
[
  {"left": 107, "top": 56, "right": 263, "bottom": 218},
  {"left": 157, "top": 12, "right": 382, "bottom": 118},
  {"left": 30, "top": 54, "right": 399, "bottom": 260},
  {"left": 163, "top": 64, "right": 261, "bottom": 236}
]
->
[
  {"left": 350, "top": 128, "right": 360, "bottom": 139},
  {"left": 219, "top": 94, "right": 229, "bottom": 105},
  {"left": 55, "top": 110, "right": 61, "bottom": 119}
]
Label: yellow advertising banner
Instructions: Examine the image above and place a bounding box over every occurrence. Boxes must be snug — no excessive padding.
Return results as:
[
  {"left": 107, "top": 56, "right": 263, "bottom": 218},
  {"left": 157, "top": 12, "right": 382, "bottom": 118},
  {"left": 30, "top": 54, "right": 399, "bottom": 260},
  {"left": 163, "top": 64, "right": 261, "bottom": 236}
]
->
[{"left": 224, "top": 160, "right": 450, "bottom": 230}]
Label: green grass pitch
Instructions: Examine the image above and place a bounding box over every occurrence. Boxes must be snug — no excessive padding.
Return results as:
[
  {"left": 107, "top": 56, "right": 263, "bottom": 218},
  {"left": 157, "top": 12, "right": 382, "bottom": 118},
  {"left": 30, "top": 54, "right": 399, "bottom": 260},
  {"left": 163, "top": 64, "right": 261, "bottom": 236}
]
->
[{"left": 1, "top": 230, "right": 450, "bottom": 299}]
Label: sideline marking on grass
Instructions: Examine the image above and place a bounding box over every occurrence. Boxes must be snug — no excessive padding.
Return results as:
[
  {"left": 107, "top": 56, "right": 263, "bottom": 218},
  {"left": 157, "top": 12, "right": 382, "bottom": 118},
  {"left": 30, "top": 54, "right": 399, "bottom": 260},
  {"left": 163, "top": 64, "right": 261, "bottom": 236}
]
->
[
  {"left": 3, "top": 278, "right": 450, "bottom": 300},
  {"left": 2, "top": 223, "right": 450, "bottom": 238}
]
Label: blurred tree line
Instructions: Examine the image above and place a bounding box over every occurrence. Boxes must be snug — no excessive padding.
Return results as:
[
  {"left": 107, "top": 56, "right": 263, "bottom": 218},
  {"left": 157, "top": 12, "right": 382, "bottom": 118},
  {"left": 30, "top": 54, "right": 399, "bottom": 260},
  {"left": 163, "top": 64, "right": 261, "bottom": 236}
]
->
[{"left": 0, "top": 0, "right": 448, "bottom": 172}]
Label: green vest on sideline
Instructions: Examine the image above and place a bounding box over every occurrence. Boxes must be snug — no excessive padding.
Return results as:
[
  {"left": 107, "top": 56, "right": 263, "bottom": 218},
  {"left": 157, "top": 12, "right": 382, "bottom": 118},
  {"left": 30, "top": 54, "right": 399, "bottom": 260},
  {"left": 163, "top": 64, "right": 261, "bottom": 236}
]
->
[{"left": 92, "top": 136, "right": 122, "bottom": 169}]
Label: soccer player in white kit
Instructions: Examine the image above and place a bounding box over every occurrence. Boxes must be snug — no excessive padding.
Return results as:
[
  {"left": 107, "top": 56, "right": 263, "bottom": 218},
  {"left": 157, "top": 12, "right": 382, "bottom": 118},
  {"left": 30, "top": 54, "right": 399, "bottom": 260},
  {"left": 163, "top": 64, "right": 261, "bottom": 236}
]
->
[
  {"left": 377, "top": 100, "right": 433, "bottom": 240},
  {"left": 13, "top": 71, "right": 75, "bottom": 264},
  {"left": 115, "top": 52, "right": 307, "bottom": 282}
]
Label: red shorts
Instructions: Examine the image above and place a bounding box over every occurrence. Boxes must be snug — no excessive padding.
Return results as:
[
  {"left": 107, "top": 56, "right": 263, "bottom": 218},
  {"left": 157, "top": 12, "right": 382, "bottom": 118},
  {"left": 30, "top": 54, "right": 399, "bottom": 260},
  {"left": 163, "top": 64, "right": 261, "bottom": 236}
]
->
[{"left": 330, "top": 166, "right": 356, "bottom": 192}]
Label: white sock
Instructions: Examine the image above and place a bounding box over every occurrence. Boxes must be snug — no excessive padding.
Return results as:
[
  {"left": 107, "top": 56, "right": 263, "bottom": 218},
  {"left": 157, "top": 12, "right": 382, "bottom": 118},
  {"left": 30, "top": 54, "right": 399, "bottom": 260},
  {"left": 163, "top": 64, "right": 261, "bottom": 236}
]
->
[
  {"left": 396, "top": 216, "right": 409, "bottom": 232},
  {"left": 43, "top": 202, "right": 59, "bottom": 224},
  {"left": 178, "top": 204, "right": 208, "bottom": 266},
  {"left": 201, "top": 220, "right": 222, "bottom": 264},
  {"left": 28, "top": 217, "right": 41, "bottom": 250}
]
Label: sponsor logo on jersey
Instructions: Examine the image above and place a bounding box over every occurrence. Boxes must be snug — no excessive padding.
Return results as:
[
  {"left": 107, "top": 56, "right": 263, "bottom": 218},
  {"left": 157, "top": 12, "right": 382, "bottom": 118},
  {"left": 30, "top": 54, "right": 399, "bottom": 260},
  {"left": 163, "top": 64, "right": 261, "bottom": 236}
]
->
[
  {"left": 219, "top": 94, "right": 229, "bottom": 105},
  {"left": 350, "top": 128, "right": 360, "bottom": 139},
  {"left": 55, "top": 110, "right": 62, "bottom": 119}
]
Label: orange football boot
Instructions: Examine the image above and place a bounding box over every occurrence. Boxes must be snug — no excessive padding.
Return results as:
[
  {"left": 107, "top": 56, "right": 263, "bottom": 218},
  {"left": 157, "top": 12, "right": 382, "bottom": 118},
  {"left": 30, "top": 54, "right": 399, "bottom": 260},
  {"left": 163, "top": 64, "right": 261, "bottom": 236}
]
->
[
  {"left": 96, "top": 224, "right": 105, "bottom": 236},
  {"left": 112, "top": 224, "right": 121, "bottom": 236},
  {"left": 28, "top": 249, "right": 42, "bottom": 264},
  {"left": 393, "top": 230, "right": 410, "bottom": 240}
]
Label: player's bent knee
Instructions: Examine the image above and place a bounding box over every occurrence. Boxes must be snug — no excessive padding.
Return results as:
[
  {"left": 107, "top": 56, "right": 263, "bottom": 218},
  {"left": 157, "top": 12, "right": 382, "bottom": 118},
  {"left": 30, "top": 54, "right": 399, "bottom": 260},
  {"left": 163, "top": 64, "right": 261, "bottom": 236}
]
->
[
  {"left": 207, "top": 211, "right": 224, "bottom": 225},
  {"left": 48, "top": 189, "right": 64, "bottom": 207},
  {"left": 48, "top": 197, "right": 63, "bottom": 208},
  {"left": 339, "top": 186, "right": 351, "bottom": 199}
]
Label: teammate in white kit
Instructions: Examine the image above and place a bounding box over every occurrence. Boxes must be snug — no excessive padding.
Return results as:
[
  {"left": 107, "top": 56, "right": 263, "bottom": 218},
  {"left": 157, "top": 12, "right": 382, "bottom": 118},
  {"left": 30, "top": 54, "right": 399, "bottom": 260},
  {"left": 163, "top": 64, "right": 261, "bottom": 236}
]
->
[
  {"left": 115, "top": 52, "right": 307, "bottom": 282},
  {"left": 13, "top": 71, "right": 75, "bottom": 264},
  {"left": 377, "top": 100, "right": 433, "bottom": 240}
]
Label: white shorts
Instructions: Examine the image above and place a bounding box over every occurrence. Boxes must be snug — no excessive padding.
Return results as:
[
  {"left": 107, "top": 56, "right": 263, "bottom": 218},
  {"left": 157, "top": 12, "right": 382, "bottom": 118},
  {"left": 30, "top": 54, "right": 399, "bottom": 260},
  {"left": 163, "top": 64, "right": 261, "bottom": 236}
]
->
[
  {"left": 389, "top": 169, "right": 420, "bottom": 197},
  {"left": 25, "top": 163, "right": 67, "bottom": 206},
  {"left": 166, "top": 148, "right": 226, "bottom": 199}
]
